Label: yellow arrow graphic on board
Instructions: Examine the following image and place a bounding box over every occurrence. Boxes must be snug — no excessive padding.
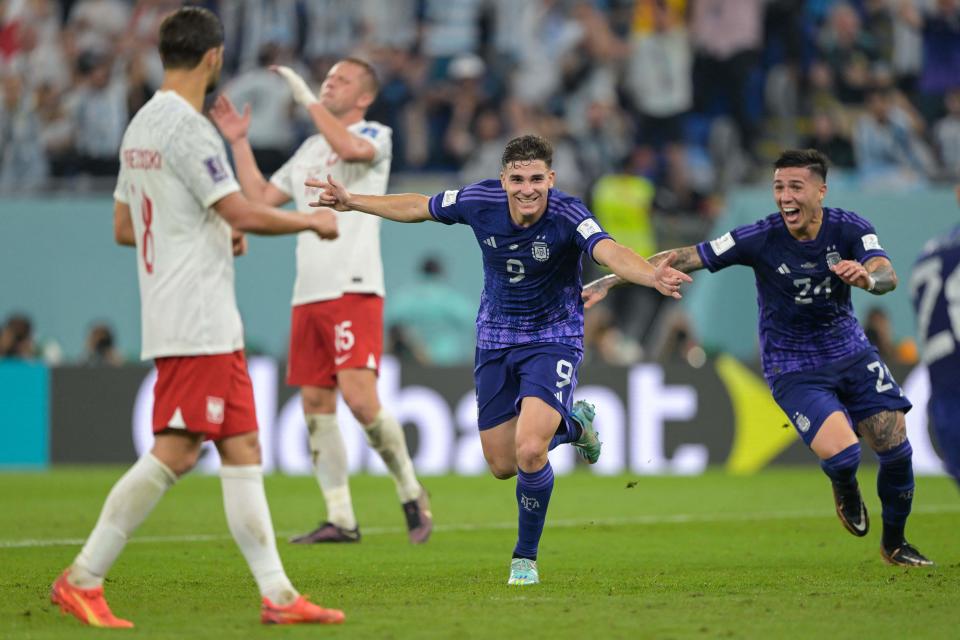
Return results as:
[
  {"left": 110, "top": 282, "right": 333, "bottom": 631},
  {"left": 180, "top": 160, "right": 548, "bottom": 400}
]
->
[{"left": 714, "top": 354, "right": 798, "bottom": 475}]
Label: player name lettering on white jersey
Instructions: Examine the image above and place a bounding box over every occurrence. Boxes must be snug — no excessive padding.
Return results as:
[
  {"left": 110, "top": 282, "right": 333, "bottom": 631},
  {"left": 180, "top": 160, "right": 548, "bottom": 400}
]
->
[
  {"left": 270, "top": 120, "right": 392, "bottom": 305},
  {"left": 114, "top": 91, "right": 242, "bottom": 360}
]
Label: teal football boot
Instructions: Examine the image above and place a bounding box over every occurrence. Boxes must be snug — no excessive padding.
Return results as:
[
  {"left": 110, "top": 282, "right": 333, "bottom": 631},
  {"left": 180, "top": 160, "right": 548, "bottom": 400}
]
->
[{"left": 570, "top": 400, "right": 601, "bottom": 464}]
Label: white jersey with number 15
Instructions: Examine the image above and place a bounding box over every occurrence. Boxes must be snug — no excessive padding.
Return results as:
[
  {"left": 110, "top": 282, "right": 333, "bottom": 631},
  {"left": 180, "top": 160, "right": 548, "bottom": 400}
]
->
[{"left": 270, "top": 120, "right": 392, "bottom": 305}]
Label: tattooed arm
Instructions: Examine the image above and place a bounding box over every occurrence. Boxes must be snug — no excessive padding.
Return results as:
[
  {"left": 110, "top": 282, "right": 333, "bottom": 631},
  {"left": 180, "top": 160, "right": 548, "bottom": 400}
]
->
[
  {"left": 864, "top": 257, "right": 898, "bottom": 294},
  {"left": 830, "top": 256, "right": 898, "bottom": 295},
  {"left": 582, "top": 245, "right": 705, "bottom": 309}
]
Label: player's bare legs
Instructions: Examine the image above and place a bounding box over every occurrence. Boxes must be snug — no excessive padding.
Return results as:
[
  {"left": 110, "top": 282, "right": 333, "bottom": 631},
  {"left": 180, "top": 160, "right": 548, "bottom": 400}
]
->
[
  {"left": 480, "top": 417, "right": 519, "bottom": 479},
  {"left": 294, "top": 371, "right": 429, "bottom": 544},
  {"left": 515, "top": 397, "right": 562, "bottom": 474},
  {"left": 809, "top": 412, "right": 859, "bottom": 459},
  {"left": 809, "top": 412, "right": 868, "bottom": 537},
  {"left": 857, "top": 410, "right": 931, "bottom": 566},
  {"left": 151, "top": 429, "right": 207, "bottom": 475}
]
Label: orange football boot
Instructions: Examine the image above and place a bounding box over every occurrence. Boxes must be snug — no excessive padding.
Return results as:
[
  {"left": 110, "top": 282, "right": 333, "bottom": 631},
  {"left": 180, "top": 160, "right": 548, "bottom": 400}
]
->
[
  {"left": 260, "top": 595, "right": 345, "bottom": 625},
  {"left": 50, "top": 569, "right": 134, "bottom": 629}
]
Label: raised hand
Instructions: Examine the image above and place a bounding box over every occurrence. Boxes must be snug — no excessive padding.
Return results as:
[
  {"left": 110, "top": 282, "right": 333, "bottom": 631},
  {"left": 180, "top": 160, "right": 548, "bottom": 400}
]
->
[
  {"left": 270, "top": 65, "right": 317, "bottom": 107},
  {"left": 653, "top": 251, "right": 694, "bottom": 299},
  {"left": 309, "top": 208, "right": 339, "bottom": 240},
  {"left": 209, "top": 94, "right": 251, "bottom": 144},
  {"left": 306, "top": 174, "right": 352, "bottom": 211}
]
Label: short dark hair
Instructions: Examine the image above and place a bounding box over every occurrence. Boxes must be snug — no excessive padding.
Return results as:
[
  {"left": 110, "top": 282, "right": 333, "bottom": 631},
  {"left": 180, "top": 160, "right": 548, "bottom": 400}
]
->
[
  {"left": 158, "top": 7, "right": 224, "bottom": 70},
  {"left": 774, "top": 148, "right": 829, "bottom": 182},
  {"left": 340, "top": 57, "right": 379, "bottom": 98},
  {"left": 501, "top": 135, "right": 553, "bottom": 169}
]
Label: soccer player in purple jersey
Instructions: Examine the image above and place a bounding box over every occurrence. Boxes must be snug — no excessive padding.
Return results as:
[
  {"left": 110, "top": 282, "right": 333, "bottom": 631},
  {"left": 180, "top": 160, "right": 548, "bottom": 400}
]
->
[
  {"left": 306, "top": 135, "right": 692, "bottom": 584},
  {"left": 584, "top": 149, "right": 933, "bottom": 567},
  {"left": 910, "top": 184, "right": 960, "bottom": 491}
]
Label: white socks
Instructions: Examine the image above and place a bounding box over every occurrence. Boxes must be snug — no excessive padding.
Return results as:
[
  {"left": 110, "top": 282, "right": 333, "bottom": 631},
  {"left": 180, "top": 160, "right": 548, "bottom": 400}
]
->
[
  {"left": 363, "top": 410, "right": 421, "bottom": 503},
  {"left": 220, "top": 465, "right": 297, "bottom": 606},
  {"left": 306, "top": 413, "right": 357, "bottom": 530},
  {"left": 70, "top": 453, "right": 177, "bottom": 588},
  {"left": 69, "top": 455, "right": 297, "bottom": 606},
  {"left": 306, "top": 409, "right": 421, "bottom": 526}
]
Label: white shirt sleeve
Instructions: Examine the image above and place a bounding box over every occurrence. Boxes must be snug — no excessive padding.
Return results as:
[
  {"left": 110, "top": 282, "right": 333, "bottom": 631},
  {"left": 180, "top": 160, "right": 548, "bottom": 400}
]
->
[
  {"left": 166, "top": 116, "right": 240, "bottom": 208},
  {"left": 113, "top": 159, "right": 130, "bottom": 204},
  {"left": 356, "top": 122, "right": 392, "bottom": 164}
]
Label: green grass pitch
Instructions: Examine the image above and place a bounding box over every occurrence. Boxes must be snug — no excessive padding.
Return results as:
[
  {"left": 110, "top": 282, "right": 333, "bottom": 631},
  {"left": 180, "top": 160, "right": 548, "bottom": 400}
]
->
[{"left": 1, "top": 467, "right": 958, "bottom": 639}]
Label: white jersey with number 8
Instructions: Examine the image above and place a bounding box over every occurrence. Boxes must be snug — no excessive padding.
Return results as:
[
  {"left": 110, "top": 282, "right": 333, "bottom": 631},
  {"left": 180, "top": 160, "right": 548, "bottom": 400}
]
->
[{"left": 114, "top": 90, "right": 243, "bottom": 360}]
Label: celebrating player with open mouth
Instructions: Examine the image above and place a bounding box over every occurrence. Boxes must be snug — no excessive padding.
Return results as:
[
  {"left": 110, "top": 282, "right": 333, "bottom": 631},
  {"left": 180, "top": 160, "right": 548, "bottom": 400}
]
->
[{"left": 584, "top": 148, "right": 933, "bottom": 567}]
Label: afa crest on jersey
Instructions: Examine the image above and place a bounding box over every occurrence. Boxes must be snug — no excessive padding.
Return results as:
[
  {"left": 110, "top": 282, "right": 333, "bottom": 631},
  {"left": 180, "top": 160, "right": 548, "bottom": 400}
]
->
[
  {"left": 826, "top": 251, "right": 841, "bottom": 267},
  {"left": 532, "top": 241, "right": 550, "bottom": 262}
]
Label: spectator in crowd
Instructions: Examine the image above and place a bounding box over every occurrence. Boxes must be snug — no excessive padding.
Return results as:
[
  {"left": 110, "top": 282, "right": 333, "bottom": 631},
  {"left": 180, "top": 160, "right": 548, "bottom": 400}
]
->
[
  {"left": 223, "top": 43, "right": 298, "bottom": 174},
  {"left": 82, "top": 323, "right": 123, "bottom": 367},
  {"left": 582, "top": 303, "right": 642, "bottom": 366},
  {"left": 0, "top": 71, "right": 48, "bottom": 190},
  {"left": 802, "top": 109, "right": 856, "bottom": 171},
  {"left": 689, "top": 0, "right": 764, "bottom": 155},
  {"left": 934, "top": 88, "right": 960, "bottom": 179},
  {"left": 853, "top": 84, "right": 937, "bottom": 187},
  {"left": 0, "top": 313, "right": 36, "bottom": 360},
  {"left": 906, "top": 0, "right": 960, "bottom": 121},
  {"left": 386, "top": 256, "right": 476, "bottom": 366},
  {"left": 6, "top": 0, "right": 960, "bottom": 197},
  {"left": 812, "top": 2, "right": 880, "bottom": 107},
  {"left": 62, "top": 49, "right": 128, "bottom": 176},
  {"left": 66, "top": 0, "right": 132, "bottom": 56},
  {"left": 624, "top": 0, "right": 692, "bottom": 154},
  {"left": 457, "top": 105, "right": 511, "bottom": 185},
  {"left": 34, "top": 81, "right": 74, "bottom": 177},
  {"left": 440, "top": 53, "right": 495, "bottom": 170},
  {"left": 863, "top": 306, "right": 918, "bottom": 365}
]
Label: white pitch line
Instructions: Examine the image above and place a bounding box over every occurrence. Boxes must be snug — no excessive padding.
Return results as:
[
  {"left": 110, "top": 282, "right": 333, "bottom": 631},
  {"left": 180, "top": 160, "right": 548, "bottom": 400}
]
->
[{"left": 2, "top": 504, "right": 958, "bottom": 549}]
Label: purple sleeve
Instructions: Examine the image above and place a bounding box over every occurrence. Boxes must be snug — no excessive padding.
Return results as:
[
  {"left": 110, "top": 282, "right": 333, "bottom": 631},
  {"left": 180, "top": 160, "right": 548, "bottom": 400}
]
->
[
  {"left": 428, "top": 189, "right": 465, "bottom": 225},
  {"left": 839, "top": 212, "right": 889, "bottom": 264},
  {"left": 697, "top": 222, "right": 765, "bottom": 272},
  {"left": 555, "top": 198, "right": 612, "bottom": 264}
]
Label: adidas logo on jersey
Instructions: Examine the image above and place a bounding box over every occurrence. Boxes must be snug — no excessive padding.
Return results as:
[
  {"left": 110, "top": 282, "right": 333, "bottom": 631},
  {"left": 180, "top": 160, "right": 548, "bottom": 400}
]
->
[
  {"left": 777, "top": 263, "right": 791, "bottom": 274},
  {"left": 483, "top": 236, "right": 497, "bottom": 248},
  {"left": 555, "top": 391, "right": 563, "bottom": 403}
]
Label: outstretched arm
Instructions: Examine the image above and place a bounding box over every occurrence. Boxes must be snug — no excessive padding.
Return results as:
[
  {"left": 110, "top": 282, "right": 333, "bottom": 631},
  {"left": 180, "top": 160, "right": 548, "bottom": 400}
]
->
[
  {"left": 831, "top": 256, "right": 898, "bottom": 294},
  {"left": 305, "top": 174, "right": 432, "bottom": 223},
  {"left": 590, "top": 239, "right": 693, "bottom": 302},
  {"left": 583, "top": 245, "right": 703, "bottom": 308}
]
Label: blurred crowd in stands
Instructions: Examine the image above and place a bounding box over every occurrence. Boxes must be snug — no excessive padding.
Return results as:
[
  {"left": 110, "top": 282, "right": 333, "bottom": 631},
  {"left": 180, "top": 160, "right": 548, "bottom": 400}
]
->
[
  {"left": 2, "top": 1, "right": 960, "bottom": 196},
  {"left": 2, "top": 0, "right": 957, "bottom": 367}
]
